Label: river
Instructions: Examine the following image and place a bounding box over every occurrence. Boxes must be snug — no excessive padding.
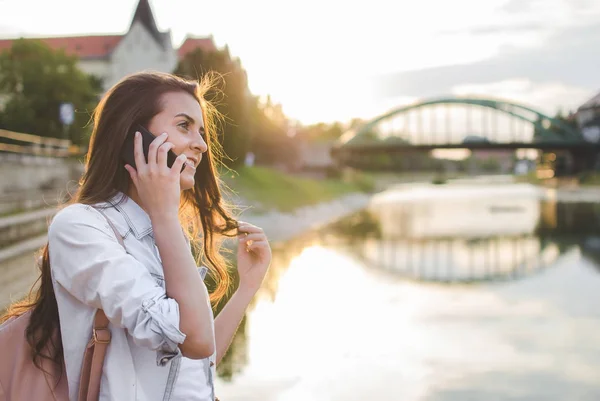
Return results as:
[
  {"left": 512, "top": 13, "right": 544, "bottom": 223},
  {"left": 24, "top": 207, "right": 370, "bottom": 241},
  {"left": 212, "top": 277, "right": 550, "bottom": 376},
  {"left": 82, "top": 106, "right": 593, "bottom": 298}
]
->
[
  {"left": 215, "top": 181, "right": 600, "bottom": 401},
  {"left": 1, "top": 180, "right": 599, "bottom": 400}
]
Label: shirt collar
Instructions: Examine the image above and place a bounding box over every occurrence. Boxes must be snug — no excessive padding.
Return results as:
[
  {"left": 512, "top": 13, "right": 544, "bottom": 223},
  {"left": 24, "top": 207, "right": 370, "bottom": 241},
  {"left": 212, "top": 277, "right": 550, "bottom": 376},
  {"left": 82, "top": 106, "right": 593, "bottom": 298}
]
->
[{"left": 109, "top": 192, "right": 153, "bottom": 240}]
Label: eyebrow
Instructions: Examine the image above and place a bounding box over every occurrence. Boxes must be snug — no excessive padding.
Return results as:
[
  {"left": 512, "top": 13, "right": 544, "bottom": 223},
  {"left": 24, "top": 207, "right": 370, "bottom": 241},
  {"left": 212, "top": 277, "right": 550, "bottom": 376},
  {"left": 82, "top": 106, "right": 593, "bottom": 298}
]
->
[{"left": 175, "top": 113, "right": 205, "bottom": 130}]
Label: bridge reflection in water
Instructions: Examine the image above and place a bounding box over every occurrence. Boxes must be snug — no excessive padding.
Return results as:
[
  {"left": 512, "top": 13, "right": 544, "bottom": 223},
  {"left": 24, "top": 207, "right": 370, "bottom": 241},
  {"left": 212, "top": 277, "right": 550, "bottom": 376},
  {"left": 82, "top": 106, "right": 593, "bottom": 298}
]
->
[
  {"left": 361, "top": 235, "right": 561, "bottom": 282},
  {"left": 211, "top": 184, "right": 600, "bottom": 399},
  {"left": 326, "top": 185, "right": 600, "bottom": 283}
]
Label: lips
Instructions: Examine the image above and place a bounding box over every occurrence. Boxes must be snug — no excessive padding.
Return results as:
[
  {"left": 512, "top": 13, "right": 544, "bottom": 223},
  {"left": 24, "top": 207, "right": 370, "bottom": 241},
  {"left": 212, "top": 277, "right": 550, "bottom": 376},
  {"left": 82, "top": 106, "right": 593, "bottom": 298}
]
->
[{"left": 184, "top": 155, "right": 199, "bottom": 170}]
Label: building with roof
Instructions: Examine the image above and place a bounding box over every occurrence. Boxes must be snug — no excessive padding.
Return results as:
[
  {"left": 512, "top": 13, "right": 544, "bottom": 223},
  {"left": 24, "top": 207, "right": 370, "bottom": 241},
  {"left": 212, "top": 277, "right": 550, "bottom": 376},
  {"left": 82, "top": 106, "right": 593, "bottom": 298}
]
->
[
  {"left": 0, "top": 0, "right": 216, "bottom": 91},
  {"left": 576, "top": 91, "right": 600, "bottom": 143}
]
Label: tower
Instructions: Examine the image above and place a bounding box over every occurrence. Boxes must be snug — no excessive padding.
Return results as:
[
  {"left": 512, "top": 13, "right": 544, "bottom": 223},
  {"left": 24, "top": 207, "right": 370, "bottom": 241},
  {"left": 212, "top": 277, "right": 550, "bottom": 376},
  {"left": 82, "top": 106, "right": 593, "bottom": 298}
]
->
[{"left": 129, "top": 0, "right": 168, "bottom": 49}]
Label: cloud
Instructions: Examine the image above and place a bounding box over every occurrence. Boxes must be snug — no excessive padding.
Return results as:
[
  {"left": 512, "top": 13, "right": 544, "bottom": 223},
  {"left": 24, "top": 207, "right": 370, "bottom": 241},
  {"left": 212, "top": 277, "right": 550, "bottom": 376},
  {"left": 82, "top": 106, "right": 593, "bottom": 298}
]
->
[
  {"left": 502, "top": 0, "right": 599, "bottom": 15},
  {"left": 373, "top": 22, "right": 600, "bottom": 111},
  {"left": 452, "top": 23, "right": 546, "bottom": 35},
  {"left": 500, "top": 0, "right": 544, "bottom": 14},
  {"left": 452, "top": 79, "right": 594, "bottom": 114},
  {"left": 0, "top": 24, "right": 28, "bottom": 36}
]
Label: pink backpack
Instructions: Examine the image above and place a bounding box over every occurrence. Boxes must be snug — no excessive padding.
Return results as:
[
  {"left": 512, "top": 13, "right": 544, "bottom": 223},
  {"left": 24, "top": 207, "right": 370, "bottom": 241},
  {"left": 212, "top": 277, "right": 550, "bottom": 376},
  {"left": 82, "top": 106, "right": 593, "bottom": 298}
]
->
[{"left": 0, "top": 209, "right": 122, "bottom": 401}]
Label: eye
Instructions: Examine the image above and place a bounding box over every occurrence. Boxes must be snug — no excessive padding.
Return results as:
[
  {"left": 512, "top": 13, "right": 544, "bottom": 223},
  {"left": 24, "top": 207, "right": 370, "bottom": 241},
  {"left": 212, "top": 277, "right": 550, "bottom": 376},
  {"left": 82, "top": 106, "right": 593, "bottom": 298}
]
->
[{"left": 178, "top": 120, "right": 190, "bottom": 130}]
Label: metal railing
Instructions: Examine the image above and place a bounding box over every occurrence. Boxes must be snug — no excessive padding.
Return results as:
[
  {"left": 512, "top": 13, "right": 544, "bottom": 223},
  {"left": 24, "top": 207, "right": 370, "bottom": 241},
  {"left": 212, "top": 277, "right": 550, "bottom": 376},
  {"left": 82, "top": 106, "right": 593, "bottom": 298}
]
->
[{"left": 0, "top": 129, "right": 83, "bottom": 157}]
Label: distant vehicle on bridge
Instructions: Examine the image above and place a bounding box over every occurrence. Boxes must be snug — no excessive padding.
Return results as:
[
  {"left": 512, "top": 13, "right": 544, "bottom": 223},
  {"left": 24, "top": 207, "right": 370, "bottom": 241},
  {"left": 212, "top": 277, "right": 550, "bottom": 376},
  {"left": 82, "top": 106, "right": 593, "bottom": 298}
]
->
[{"left": 462, "top": 135, "right": 491, "bottom": 144}]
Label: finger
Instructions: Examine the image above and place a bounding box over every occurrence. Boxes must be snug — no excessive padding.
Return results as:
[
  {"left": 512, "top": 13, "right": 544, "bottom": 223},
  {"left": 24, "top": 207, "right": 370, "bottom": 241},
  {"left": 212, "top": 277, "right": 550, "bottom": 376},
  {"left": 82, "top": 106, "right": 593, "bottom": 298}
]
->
[
  {"left": 124, "top": 164, "right": 138, "bottom": 186},
  {"left": 237, "top": 224, "right": 264, "bottom": 234},
  {"left": 246, "top": 239, "right": 269, "bottom": 247},
  {"left": 148, "top": 132, "right": 168, "bottom": 167},
  {"left": 238, "top": 233, "right": 266, "bottom": 242},
  {"left": 171, "top": 153, "right": 187, "bottom": 174},
  {"left": 247, "top": 241, "right": 270, "bottom": 252},
  {"left": 157, "top": 142, "right": 175, "bottom": 168},
  {"left": 133, "top": 131, "right": 147, "bottom": 173}
]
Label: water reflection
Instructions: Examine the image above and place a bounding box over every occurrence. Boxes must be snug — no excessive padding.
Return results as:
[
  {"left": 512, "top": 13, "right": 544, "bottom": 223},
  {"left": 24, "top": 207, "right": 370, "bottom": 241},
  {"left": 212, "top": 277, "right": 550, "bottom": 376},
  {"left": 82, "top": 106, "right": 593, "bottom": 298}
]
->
[
  {"left": 215, "top": 238, "right": 310, "bottom": 381},
  {"left": 326, "top": 187, "right": 600, "bottom": 282},
  {"left": 215, "top": 184, "right": 600, "bottom": 400}
]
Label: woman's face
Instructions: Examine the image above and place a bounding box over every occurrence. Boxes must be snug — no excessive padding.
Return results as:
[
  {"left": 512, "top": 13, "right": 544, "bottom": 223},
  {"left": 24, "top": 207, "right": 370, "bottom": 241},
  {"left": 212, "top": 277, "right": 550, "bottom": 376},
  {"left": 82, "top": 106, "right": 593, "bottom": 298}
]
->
[{"left": 147, "top": 91, "right": 208, "bottom": 191}]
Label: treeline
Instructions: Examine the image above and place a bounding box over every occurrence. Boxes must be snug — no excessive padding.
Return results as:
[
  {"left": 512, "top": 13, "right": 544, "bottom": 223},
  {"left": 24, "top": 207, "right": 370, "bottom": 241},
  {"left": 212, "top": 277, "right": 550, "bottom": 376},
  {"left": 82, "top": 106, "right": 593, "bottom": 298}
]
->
[
  {"left": 0, "top": 40, "right": 102, "bottom": 143},
  {"left": 0, "top": 39, "right": 346, "bottom": 168}
]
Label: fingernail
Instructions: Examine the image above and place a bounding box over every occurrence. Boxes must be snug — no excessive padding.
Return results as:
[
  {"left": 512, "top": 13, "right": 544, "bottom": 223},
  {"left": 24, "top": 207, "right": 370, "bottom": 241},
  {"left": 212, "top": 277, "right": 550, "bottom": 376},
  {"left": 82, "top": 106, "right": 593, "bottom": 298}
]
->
[{"left": 135, "top": 131, "right": 140, "bottom": 137}]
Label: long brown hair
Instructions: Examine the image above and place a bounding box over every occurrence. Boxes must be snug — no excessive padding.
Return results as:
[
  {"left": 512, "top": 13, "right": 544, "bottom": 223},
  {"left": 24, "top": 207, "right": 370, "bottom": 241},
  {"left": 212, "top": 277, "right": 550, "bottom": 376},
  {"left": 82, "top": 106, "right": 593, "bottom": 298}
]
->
[{"left": 1, "top": 71, "right": 238, "bottom": 373}]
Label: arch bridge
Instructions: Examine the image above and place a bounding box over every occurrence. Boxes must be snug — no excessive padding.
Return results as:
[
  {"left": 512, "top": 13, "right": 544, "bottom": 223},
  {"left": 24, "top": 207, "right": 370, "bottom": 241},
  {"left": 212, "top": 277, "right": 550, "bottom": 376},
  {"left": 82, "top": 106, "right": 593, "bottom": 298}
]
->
[{"left": 332, "top": 96, "right": 594, "bottom": 157}]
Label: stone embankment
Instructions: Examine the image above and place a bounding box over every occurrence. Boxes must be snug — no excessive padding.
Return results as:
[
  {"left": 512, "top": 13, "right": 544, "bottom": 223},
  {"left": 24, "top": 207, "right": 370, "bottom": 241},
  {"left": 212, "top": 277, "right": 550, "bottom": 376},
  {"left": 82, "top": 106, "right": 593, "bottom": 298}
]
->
[{"left": 237, "top": 192, "right": 371, "bottom": 243}]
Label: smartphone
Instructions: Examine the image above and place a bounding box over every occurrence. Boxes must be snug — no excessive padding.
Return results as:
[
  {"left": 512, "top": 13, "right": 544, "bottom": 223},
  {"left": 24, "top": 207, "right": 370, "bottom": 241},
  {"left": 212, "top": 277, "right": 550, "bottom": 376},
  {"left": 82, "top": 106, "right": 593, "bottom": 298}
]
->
[{"left": 121, "top": 124, "right": 184, "bottom": 171}]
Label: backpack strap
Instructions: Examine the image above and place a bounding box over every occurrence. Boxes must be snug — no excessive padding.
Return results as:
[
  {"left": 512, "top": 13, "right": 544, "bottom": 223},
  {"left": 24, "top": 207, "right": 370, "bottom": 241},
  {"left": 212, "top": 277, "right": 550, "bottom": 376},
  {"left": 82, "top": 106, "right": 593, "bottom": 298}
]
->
[{"left": 77, "top": 207, "right": 125, "bottom": 401}]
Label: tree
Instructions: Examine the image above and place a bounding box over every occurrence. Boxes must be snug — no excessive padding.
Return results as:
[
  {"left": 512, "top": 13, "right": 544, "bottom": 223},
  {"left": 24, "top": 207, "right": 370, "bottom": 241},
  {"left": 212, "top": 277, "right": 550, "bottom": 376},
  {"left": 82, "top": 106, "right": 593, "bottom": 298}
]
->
[
  {"left": 297, "top": 122, "right": 345, "bottom": 143},
  {"left": 175, "top": 47, "right": 251, "bottom": 167},
  {"left": 551, "top": 110, "right": 578, "bottom": 135},
  {"left": 247, "top": 95, "right": 298, "bottom": 167},
  {"left": 533, "top": 110, "right": 579, "bottom": 142},
  {"left": 176, "top": 48, "right": 301, "bottom": 169},
  {"left": 0, "top": 39, "right": 102, "bottom": 145}
]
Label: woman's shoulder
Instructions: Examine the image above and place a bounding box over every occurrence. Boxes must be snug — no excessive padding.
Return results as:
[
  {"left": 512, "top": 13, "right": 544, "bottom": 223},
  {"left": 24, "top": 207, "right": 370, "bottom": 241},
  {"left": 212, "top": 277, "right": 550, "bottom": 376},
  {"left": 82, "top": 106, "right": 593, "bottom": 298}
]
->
[
  {"left": 49, "top": 203, "right": 120, "bottom": 239},
  {"left": 49, "top": 202, "right": 129, "bottom": 241},
  {"left": 50, "top": 203, "right": 104, "bottom": 228}
]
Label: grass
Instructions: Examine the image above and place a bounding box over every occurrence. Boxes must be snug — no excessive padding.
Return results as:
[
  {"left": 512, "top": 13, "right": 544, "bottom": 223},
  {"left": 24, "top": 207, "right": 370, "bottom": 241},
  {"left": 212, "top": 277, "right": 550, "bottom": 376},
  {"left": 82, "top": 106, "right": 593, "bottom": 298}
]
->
[
  {"left": 221, "top": 166, "right": 373, "bottom": 213},
  {"left": 0, "top": 207, "right": 26, "bottom": 218},
  {"left": 578, "top": 172, "right": 600, "bottom": 186},
  {"left": 514, "top": 171, "right": 543, "bottom": 185}
]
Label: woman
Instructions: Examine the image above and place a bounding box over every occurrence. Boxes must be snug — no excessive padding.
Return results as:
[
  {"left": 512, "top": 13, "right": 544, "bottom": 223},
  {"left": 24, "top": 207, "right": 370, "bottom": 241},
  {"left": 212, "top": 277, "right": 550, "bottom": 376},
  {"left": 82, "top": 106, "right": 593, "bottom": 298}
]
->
[{"left": 2, "top": 71, "right": 271, "bottom": 400}]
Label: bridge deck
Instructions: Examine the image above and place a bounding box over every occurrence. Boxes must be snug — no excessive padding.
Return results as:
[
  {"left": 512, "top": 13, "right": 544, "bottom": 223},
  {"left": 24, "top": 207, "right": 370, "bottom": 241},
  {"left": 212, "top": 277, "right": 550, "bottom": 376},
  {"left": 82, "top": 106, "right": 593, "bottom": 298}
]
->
[{"left": 333, "top": 142, "right": 600, "bottom": 154}]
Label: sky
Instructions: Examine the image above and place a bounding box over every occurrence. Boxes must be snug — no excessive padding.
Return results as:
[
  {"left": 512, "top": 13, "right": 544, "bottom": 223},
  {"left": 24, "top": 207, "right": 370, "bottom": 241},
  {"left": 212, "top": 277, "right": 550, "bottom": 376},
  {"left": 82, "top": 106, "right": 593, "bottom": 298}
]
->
[{"left": 0, "top": 0, "right": 599, "bottom": 126}]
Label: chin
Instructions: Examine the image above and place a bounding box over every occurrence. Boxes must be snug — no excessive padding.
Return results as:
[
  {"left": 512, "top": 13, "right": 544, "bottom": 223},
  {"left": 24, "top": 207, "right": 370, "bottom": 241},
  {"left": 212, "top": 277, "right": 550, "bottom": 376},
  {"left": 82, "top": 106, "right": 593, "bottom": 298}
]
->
[{"left": 180, "top": 173, "right": 196, "bottom": 191}]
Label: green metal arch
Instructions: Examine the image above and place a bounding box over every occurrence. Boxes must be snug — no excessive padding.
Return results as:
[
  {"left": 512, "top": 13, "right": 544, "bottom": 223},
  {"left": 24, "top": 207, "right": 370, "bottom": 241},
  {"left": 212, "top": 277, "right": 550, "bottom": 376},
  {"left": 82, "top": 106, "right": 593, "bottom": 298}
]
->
[{"left": 348, "top": 96, "right": 582, "bottom": 145}]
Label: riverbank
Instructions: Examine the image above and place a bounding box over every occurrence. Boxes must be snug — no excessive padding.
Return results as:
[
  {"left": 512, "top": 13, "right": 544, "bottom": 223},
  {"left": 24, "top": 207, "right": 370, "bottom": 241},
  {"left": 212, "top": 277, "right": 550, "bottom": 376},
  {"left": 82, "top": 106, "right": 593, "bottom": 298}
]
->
[
  {"left": 238, "top": 192, "right": 371, "bottom": 244},
  {"left": 515, "top": 171, "right": 600, "bottom": 188},
  {"left": 0, "top": 193, "right": 371, "bottom": 311},
  {"left": 0, "top": 189, "right": 373, "bottom": 310},
  {"left": 222, "top": 166, "right": 375, "bottom": 214}
]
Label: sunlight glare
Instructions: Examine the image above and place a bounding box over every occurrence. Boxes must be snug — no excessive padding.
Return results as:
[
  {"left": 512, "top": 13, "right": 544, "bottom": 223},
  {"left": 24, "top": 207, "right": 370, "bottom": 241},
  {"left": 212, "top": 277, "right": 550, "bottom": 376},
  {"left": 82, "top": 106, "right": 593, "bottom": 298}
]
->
[{"left": 242, "top": 244, "right": 435, "bottom": 391}]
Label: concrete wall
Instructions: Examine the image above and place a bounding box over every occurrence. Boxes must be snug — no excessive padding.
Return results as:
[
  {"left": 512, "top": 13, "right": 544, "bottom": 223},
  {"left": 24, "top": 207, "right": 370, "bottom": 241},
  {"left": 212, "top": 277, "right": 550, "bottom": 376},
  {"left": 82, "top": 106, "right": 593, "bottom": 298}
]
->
[{"left": 0, "top": 153, "right": 83, "bottom": 194}]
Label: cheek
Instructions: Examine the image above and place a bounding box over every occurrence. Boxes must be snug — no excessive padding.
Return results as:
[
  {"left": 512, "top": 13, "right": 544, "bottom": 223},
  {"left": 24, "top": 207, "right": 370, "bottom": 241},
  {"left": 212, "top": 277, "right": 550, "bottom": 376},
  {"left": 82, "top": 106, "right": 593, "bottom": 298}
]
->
[
  {"left": 167, "top": 133, "right": 185, "bottom": 150},
  {"left": 147, "top": 118, "right": 168, "bottom": 137},
  {"left": 147, "top": 121, "right": 186, "bottom": 151},
  {"left": 180, "top": 169, "right": 196, "bottom": 189},
  {"left": 169, "top": 137, "right": 190, "bottom": 156}
]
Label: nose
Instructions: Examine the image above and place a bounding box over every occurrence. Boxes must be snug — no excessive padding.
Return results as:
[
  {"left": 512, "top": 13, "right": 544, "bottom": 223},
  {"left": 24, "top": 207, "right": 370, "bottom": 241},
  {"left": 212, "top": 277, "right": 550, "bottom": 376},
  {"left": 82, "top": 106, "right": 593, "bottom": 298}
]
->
[{"left": 191, "top": 134, "right": 208, "bottom": 154}]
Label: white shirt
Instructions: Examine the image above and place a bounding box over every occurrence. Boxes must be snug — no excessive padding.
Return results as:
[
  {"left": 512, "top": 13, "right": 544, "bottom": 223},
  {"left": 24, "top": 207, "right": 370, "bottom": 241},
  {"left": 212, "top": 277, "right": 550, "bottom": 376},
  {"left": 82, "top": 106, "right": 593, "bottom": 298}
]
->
[{"left": 48, "top": 193, "right": 216, "bottom": 401}]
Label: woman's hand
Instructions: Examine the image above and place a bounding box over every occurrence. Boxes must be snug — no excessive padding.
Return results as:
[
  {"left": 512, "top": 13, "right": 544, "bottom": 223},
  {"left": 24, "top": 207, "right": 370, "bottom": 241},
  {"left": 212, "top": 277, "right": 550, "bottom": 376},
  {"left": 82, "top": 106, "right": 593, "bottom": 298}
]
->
[
  {"left": 124, "top": 131, "right": 187, "bottom": 219},
  {"left": 236, "top": 221, "right": 272, "bottom": 295}
]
